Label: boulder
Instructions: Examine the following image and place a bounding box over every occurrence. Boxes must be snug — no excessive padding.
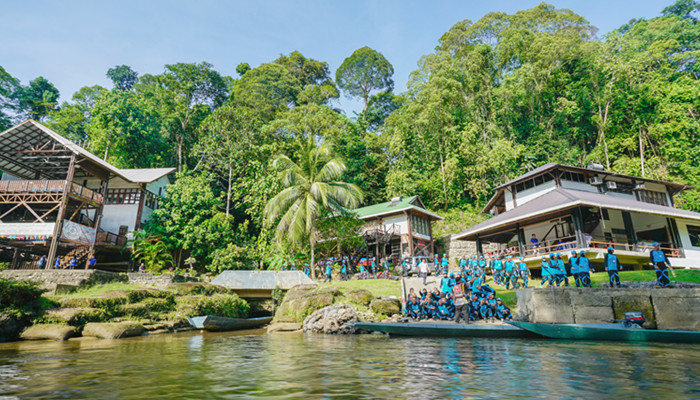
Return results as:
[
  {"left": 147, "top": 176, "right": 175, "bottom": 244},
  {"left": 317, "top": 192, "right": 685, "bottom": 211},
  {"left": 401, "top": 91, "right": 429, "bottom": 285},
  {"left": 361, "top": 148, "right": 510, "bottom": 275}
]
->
[
  {"left": 370, "top": 298, "right": 401, "bottom": 316},
  {"left": 345, "top": 289, "right": 374, "bottom": 306},
  {"left": 45, "top": 307, "right": 107, "bottom": 325},
  {"left": 0, "top": 312, "right": 27, "bottom": 343},
  {"left": 21, "top": 324, "right": 76, "bottom": 341},
  {"left": 273, "top": 289, "right": 335, "bottom": 323},
  {"left": 82, "top": 322, "right": 146, "bottom": 339},
  {"left": 303, "top": 304, "right": 358, "bottom": 334},
  {"left": 54, "top": 284, "right": 78, "bottom": 295},
  {"left": 267, "top": 322, "right": 302, "bottom": 333}
]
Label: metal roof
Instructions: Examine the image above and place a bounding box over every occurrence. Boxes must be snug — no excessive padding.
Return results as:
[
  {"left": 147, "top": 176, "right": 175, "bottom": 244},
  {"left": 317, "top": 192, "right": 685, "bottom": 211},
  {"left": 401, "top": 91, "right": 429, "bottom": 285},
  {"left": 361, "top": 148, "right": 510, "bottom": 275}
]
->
[
  {"left": 456, "top": 188, "right": 700, "bottom": 241},
  {"left": 353, "top": 195, "right": 444, "bottom": 221},
  {"left": 118, "top": 168, "right": 175, "bottom": 183}
]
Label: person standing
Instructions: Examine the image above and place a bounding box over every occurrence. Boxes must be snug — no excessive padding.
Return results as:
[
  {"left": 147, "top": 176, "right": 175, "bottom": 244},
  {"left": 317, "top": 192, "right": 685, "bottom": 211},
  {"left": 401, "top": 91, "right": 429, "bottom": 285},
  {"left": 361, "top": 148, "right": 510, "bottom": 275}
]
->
[
  {"left": 69, "top": 256, "right": 78, "bottom": 270},
  {"left": 555, "top": 253, "right": 569, "bottom": 287},
  {"left": 323, "top": 263, "right": 332, "bottom": 283},
  {"left": 37, "top": 256, "right": 46, "bottom": 270},
  {"left": 304, "top": 263, "right": 310, "bottom": 277},
  {"left": 650, "top": 242, "right": 673, "bottom": 287},
  {"left": 604, "top": 247, "right": 621, "bottom": 288},
  {"left": 138, "top": 262, "right": 146, "bottom": 273},
  {"left": 539, "top": 256, "right": 551, "bottom": 288},
  {"left": 569, "top": 250, "right": 581, "bottom": 287},
  {"left": 88, "top": 255, "right": 97, "bottom": 269},
  {"left": 419, "top": 258, "right": 429, "bottom": 285},
  {"left": 441, "top": 254, "right": 449, "bottom": 274},
  {"left": 453, "top": 277, "right": 469, "bottom": 324},
  {"left": 341, "top": 260, "right": 348, "bottom": 281},
  {"left": 54, "top": 256, "right": 61, "bottom": 269},
  {"left": 518, "top": 257, "right": 530, "bottom": 288},
  {"left": 577, "top": 250, "right": 593, "bottom": 287}
]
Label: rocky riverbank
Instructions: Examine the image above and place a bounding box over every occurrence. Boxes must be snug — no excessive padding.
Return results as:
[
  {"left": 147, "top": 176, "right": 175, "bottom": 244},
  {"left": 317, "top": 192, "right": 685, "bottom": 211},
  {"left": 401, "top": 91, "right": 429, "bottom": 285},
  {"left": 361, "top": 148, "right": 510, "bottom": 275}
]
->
[
  {"left": 269, "top": 284, "right": 402, "bottom": 334},
  {"left": 0, "top": 280, "right": 251, "bottom": 342}
]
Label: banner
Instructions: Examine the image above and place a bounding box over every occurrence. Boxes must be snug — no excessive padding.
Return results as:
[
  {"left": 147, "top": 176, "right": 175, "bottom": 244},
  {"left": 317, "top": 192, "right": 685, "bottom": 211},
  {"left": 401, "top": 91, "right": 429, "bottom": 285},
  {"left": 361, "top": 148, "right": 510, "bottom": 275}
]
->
[
  {"left": 61, "top": 220, "right": 96, "bottom": 245},
  {"left": 0, "top": 223, "right": 54, "bottom": 241}
]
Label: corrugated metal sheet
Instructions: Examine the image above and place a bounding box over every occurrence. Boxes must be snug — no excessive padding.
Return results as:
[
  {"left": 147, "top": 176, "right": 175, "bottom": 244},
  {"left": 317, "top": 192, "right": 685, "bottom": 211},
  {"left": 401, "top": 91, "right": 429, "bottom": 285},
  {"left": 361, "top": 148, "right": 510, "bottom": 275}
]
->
[{"left": 118, "top": 168, "right": 175, "bottom": 183}]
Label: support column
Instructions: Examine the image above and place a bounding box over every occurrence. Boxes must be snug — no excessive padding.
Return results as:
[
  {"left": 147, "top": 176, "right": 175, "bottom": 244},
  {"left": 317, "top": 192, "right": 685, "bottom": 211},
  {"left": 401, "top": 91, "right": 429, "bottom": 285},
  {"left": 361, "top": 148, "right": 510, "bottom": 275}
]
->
[
  {"left": 572, "top": 206, "right": 586, "bottom": 249},
  {"left": 516, "top": 223, "right": 526, "bottom": 256},
  {"left": 667, "top": 218, "right": 683, "bottom": 256},
  {"left": 11, "top": 248, "right": 20, "bottom": 269},
  {"left": 47, "top": 153, "right": 76, "bottom": 268},
  {"left": 428, "top": 216, "right": 435, "bottom": 257},
  {"left": 475, "top": 234, "right": 483, "bottom": 256},
  {"left": 405, "top": 211, "right": 414, "bottom": 256},
  {"left": 86, "top": 175, "right": 109, "bottom": 269},
  {"left": 621, "top": 211, "right": 637, "bottom": 250}
]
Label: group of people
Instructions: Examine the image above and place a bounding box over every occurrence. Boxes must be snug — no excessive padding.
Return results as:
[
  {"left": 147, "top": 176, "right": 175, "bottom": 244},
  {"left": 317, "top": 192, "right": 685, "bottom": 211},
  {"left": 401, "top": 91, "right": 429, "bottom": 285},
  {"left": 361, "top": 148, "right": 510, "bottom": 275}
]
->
[
  {"left": 36, "top": 254, "right": 96, "bottom": 270},
  {"left": 405, "top": 270, "right": 512, "bottom": 323}
]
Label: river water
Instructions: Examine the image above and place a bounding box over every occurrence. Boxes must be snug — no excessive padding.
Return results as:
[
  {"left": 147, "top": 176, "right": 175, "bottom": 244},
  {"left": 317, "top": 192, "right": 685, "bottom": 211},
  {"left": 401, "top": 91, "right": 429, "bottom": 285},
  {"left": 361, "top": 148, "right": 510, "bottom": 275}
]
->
[{"left": 1, "top": 330, "right": 699, "bottom": 399}]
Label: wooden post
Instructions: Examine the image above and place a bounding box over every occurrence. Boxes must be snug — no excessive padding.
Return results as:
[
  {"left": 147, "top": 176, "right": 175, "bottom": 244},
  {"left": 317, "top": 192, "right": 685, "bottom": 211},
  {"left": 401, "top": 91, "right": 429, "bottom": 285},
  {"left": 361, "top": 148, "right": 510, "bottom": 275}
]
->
[
  {"left": 475, "top": 234, "right": 483, "bottom": 256},
  {"left": 516, "top": 223, "right": 526, "bottom": 256},
  {"left": 135, "top": 184, "right": 146, "bottom": 230},
  {"left": 428, "top": 214, "right": 435, "bottom": 257},
  {"left": 405, "top": 210, "right": 414, "bottom": 257},
  {"left": 621, "top": 211, "right": 637, "bottom": 249},
  {"left": 572, "top": 206, "right": 586, "bottom": 249},
  {"left": 86, "top": 174, "right": 109, "bottom": 269},
  {"left": 47, "top": 152, "right": 76, "bottom": 268},
  {"left": 11, "top": 248, "right": 20, "bottom": 269}
]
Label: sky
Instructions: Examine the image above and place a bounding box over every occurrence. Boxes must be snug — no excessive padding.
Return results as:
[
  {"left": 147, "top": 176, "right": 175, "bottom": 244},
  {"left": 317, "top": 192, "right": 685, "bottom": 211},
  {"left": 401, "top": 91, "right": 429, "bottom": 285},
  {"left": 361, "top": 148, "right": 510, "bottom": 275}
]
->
[{"left": 0, "top": 0, "right": 672, "bottom": 115}]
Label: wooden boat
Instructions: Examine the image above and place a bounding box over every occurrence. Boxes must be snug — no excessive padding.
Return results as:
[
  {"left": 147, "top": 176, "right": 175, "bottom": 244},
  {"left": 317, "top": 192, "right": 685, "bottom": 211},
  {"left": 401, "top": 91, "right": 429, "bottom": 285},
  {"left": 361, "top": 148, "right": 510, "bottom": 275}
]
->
[
  {"left": 508, "top": 321, "right": 700, "bottom": 344},
  {"left": 187, "top": 315, "right": 273, "bottom": 332},
  {"left": 353, "top": 321, "right": 539, "bottom": 338}
]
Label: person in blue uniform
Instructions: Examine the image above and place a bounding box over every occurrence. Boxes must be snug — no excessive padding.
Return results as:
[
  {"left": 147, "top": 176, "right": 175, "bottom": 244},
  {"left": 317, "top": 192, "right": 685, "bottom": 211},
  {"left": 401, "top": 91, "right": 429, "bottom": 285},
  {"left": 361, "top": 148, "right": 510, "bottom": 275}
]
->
[
  {"left": 434, "top": 254, "right": 441, "bottom": 275},
  {"left": 323, "top": 263, "right": 332, "bottom": 282},
  {"left": 369, "top": 257, "right": 376, "bottom": 278},
  {"left": 504, "top": 255, "right": 517, "bottom": 290},
  {"left": 290, "top": 263, "right": 296, "bottom": 271},
  {"left": 540, "top": 256, "right": 551, "bottom": 288},
  {"left": 440, "top": 272, "right": 453, "bottom": 294},
  {"left": 569, "top": 250, "right": 581, "bottom": 287},
  {"left": 555, "top": 253, "right": 569, "bottom": 287},
  {"left": 437, "top": 298, "right": 451, "bottom": 320},
  {"left": 495, "top": 298, "right": 512, "bottom": 320},
  {"left": 492, "top": 255, "right": 504, "bottom": 286},
  {"left": 459, "top": 255, "right": 467, "bottom": 275},
  {"left": 304, "top": 263, "right": 310, "bottom": 277},
  {"left": 423, "top": 296, "right": 437, "bottom": 319},
  {"left": 479, "top": 299, "right": 493, "bottom": 320},
  {"left": 518, "top": 257, "right": 530, "bottom": 288},
  {"left": 340, "top": 261, "right": 348, "bottom": 281},
  {"left": 577, "top": 250, "right": 592, "bottom": 287},
  {"left": 650, "top": 242, "right": 673, "bottom": 287},
  {"left": 487, "top": 293, "right": 497, "bottom": 309},
  {"left": 469, "top": 295, "right": 480, "bottom": 321},
  {"left": 604, "top": 247, "right": 621, "bottom": 288},
  {"left": 282, "top": 263, "right": 287, "bottom": 271},
  {"left": 441, "top": 254, "right": 449, "bottom": 273},
  {"left": 478, "top": 255, "right": 487, "bottom": 282},
  {"left": 401, "top": 258, "right": 408, "bottom": 277},
  {"left": 408, "top": 296, "right": 421, "bottom": 320}
]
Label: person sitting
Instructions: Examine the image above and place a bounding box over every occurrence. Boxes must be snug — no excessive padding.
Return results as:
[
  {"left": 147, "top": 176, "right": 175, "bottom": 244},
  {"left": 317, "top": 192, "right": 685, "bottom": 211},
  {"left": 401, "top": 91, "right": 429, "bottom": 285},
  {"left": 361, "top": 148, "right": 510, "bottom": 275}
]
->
[
  {"left": 531, "top": 234, "right": 540, "bottom": 254},
  {"left": 469, "top": 295, "right": 481, "bottom": 321},
  {"left": 479, "top": 299, "right": 493, "bottom": 320},
  {"left": 423, "top": 297, "right": 437, "bottom": 319},
  {"left": 408, "top": 296, "right": 422, "bottom": 320},
  {"left": 487, "top": 293, "right": 497, "bottom": 309},
  {"left": 138, "top": 262, "right": 146, "bottom": 273},
  {"left": 495, "top": 298, "right": 512, "bottom": 320},
  {"left": 420, "top": 288, "right": 428, "bottom": 300},
  {"left": 436, "top": 298, "right": 451, "bottom": 320}
]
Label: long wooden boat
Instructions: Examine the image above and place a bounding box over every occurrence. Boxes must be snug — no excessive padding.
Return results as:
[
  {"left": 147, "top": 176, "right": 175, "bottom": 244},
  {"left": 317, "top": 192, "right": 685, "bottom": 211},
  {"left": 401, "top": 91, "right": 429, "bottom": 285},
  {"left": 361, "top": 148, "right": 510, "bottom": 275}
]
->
[
  {"left": 508, "top": 321, "right": 700, "bottom": 344},
  {"left": 187, "top": 315, "right": 273, "bottom": 332},
  {"left": 354, "top": 321, "right": 539, "bottom": 338}
]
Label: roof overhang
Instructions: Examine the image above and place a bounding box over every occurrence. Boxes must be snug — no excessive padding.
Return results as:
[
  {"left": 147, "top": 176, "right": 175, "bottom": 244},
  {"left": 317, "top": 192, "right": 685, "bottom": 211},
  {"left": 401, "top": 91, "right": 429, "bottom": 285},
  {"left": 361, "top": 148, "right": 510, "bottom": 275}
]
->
[
  {"left": 357, "top": 206, "right": 444, "bottom": 221},
  {"left": 457, "top": 198, "right": 700, "bottom": 241}
]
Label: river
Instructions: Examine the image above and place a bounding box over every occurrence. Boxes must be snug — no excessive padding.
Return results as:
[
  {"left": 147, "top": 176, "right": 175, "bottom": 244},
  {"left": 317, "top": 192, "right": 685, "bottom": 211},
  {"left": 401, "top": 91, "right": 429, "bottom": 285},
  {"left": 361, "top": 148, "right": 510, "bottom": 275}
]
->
[{"left": 1, "top": 330, "right": 699, "bottom": 399}]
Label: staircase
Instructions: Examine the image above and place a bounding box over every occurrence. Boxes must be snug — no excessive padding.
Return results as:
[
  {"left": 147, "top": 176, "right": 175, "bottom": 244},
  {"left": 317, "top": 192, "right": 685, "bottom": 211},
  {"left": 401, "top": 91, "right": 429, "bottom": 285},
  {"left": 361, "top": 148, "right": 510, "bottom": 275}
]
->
[{"left": 59, "top": 246, "right": 90, "bottom": 269}]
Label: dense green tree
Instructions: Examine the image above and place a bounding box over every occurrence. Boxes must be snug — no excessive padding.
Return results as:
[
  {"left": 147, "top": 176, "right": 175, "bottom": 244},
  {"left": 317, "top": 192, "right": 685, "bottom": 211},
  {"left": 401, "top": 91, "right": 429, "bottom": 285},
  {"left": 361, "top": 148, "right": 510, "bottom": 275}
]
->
[
  {"left": 336, "top": 46, "right": 394, "bottom": 114},
  {"left": 274, "top": 51, "right": 339, "bottom": 105},
  {"left": 106, "top": 65, "right": 139, "bottom": 91},
  {"left": 15, "top": 76, "right": 60, "bottom": 120},
  {"left": 264, "top": 139, "right": 363, "bottom": 278},
  {"left": 0, "top": 66, "right": 20, "bottom": 130},
  {"left": 231, "top": 63, "right": 301, "bottom": 121},
  {"left": 47, "top": 85, "right": 107, "bottom": 144}
]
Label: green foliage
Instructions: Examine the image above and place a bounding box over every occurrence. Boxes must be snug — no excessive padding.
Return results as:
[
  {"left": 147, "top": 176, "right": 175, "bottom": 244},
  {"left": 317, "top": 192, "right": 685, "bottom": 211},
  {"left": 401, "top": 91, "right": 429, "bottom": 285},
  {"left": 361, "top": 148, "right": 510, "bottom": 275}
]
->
[
  {"left": 106, "top": 65, "right": 139, "bottom": 91},
  {"left": 0, "top": 65, "right": 20, "bottom": 130},
  {"left": 208, "top": 242, "right": 255, "bottom": 273},
  {"left": 174, "top": 294, "right": 249, "bottom": 319},
  {"left": 131, "top": 234, "right": 175, "bottom": 273},
  {"left": 336, "top": 46, "right": 394, "bottom": 112},
  {"left": 15, "top": 76, "right": 60, "bottom": 120},
  {"left": 0, "top": 279, "right": 45, "bottom": 308}
]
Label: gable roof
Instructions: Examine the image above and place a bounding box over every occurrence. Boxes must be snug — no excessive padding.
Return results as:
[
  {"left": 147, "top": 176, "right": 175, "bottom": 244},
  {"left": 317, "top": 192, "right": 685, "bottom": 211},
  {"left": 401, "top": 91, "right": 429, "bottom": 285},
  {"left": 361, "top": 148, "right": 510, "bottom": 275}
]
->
[
  {"left": 353, "top": 195, "right": 443, "bottom": 220},
  {"left": 457, "top": 187, "right": 700, "bottom": 241},
  {"left": 118, "top": 168, "right": 176, "bottom": 183}
]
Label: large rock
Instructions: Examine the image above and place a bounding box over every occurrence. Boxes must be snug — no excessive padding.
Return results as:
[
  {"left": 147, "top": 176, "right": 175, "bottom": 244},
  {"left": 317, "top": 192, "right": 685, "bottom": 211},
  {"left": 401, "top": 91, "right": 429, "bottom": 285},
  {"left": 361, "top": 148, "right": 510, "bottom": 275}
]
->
[
  {"left": 273, "top": 285, "right": 335, "bottom": 323},
  {"left": 370, "top": 298, "right": 401, "bottom": 316},
  {"left": 21, "top": 324, "right": 76, "bottom": 341},
  {"left": 345, "top": 289, "right": 374, "bottom": 306},
  {"left": 267, "top": 322, "right": 302, "bottom": 333},
  {"left": 82, "top": 322, "right": 146, "bottom": 339},
  {"left": 303, "top": 305, "right": 358, "bottom": 334},
  {"left": 45, "top": 307, "right": 106, "bottom": 325},
  {"left": 0, "top": 312, "right": 26, "bottom": 342}
]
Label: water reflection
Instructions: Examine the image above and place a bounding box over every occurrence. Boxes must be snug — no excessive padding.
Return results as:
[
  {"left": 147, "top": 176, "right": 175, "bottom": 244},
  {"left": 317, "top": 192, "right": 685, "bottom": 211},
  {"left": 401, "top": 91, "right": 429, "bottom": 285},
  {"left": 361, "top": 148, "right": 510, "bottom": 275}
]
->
[{"left": 0, "top": 331, "right": 699, "bottom": 399}]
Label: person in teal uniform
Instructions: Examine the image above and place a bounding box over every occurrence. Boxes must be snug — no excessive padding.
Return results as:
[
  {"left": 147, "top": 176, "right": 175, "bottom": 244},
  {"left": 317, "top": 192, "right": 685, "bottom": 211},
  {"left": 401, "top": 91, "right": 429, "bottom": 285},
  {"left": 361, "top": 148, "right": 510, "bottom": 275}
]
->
[
  {"left": 650, "top": 242, "right": 673, "bottom": 287},
  {"left": 577, "top": 250, "right": 593, "bottom": 287},
  {"left": 604, "top": 247, "right": 621, "bottom": 287},
  {"left": 569, "top": 250, "right": 581, "bottom": 287}
]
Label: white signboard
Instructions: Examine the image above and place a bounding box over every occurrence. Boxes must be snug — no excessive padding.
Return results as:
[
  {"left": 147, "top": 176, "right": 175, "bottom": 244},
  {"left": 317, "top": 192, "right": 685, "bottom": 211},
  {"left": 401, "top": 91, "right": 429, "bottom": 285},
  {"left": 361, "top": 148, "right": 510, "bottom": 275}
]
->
[{"left": 0, "top": 223, "right": 55, "bottom": 240}]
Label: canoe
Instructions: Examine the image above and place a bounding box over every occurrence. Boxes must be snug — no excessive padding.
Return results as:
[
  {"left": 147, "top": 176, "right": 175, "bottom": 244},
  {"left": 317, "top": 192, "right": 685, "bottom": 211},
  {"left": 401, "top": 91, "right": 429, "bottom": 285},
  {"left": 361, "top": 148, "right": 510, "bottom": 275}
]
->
[
  {"left": 508, "top": 321, "right": 700, "bottom": 344},
  {"left": 354, "top": 321, "right": 539, "bottom": 338},
  {"left": 187, "top": 315, "right": 273, "bottom": 332}
]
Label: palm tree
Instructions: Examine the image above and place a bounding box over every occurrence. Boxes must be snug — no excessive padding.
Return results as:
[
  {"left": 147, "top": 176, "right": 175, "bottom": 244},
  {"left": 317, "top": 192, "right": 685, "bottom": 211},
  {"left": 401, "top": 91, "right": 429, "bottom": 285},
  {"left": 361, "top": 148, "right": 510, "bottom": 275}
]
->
[{"left": 264, "top": 140, "right": 363, "bottom": 279}]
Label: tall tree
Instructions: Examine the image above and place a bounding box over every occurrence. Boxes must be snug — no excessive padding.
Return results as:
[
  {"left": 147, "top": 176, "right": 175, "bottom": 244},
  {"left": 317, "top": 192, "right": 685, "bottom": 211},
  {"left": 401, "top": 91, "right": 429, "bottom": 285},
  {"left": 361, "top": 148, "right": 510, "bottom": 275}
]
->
[
  {"left": 0, "top": 66, "right": 20, "bottom": 130},
  {"left": 336, "top": 47, "right": 394, "bottom": 115},
  {"left": 16, "top": 76, "right": 60, "bottom": 120},
  {"left": 264, "top": 139, "right": 362, "bottom": 279},
  {"left": 274, "top": 51, "right": 339, "bottom": 105},
  {"left": 232, "top": 63, "right": 301, "bottom": 121},
  {"left": 47, "top": 85, "right": 107, "bottom": 144},
  {"left": 106, "top": 65, "right": 139, "bottom": 91}
]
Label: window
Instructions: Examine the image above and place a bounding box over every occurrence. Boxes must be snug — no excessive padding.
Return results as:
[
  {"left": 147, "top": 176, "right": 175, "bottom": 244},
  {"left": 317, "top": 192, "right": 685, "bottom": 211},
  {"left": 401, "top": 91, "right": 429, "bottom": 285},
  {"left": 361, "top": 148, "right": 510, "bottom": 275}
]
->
[
  {"left": 410, "top": 215, "right": 431, "bottom": 236},
  {"left": 639, "top": 190, "right": 669, "bottom": 207},
  {"left": 688, "top": 225, "right": 700, "bottom": 247},
  {"left": 562, "top": 171, "right": 585, "bottom": 183},
  {"left": 144, "top": 191, "right": 159, "bottom": 209},
  {"left": 105, "top": 188, "right": 142, "bottom": 205},
  {"left": 602, "top": 208, "right": 610, "bottom": 220}
]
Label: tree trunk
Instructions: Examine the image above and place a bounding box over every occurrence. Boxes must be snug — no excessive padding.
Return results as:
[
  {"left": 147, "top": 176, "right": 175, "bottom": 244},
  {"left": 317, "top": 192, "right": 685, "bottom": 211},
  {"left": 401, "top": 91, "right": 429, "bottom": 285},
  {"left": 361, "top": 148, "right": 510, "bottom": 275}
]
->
[
  {"left": 639, "top": 128, "right": 645, "bottom": 178},
  {"left": 439, "top": 143, "right": 448, "bottom": 210},
  {"left": 310, "top": 233, "right": 316, "bottom": 280},
  {"left": 226, "top": 164, "right": 232, "bottom": 217},
  {"left": 104, "top": 143, "right": 110, "bottom": 161},
  {"left": 177, "top": 140, "right": 183, "bottom": 172}
]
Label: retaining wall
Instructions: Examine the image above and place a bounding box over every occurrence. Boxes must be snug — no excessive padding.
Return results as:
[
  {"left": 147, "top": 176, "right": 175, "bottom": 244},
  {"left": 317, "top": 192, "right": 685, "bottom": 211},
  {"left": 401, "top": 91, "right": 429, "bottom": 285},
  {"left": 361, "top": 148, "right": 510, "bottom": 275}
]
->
[
  {"left": 515, "top": 287, "right": 700, "bottom": 331},
  {"left": 0, "top": 270, "right": 126, "bottom": 292}
]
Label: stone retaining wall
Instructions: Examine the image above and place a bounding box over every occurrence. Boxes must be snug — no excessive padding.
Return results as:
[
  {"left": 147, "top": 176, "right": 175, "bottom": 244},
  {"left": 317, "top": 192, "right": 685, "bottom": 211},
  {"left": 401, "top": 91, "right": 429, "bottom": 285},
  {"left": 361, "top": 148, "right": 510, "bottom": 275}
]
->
[
  {"left": 0, "top": 270, "right": 126, "bottom": 292},
  {"left": 126, "top": 273, "right": 180, "bottom": 287},
  {"left": 441, "top": 234, "right": 499, "bottom": 265},
  {"left": 515, "top": 287, "right": 700, "bottom": 331}
]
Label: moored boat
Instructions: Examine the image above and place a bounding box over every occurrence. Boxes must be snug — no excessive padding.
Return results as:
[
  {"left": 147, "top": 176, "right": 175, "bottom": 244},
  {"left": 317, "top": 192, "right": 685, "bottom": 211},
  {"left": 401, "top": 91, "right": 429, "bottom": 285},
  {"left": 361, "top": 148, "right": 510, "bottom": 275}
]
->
[
  {"left": 187, "top": 315, "right": 273, "bottom": 332},
  {"left": 508, "top": 321, "right": 700, "bottom": 344},
  {"left": 354, "top": 321, "right": 539, "bottom": 338}
]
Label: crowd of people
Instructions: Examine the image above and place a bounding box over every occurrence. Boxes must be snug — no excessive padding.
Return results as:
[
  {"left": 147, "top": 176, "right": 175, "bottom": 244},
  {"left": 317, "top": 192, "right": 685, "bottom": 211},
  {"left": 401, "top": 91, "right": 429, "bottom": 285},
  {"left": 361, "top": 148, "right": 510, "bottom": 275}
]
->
[{"left": 405, "top": 266, "right": 512, "bottom": 323}]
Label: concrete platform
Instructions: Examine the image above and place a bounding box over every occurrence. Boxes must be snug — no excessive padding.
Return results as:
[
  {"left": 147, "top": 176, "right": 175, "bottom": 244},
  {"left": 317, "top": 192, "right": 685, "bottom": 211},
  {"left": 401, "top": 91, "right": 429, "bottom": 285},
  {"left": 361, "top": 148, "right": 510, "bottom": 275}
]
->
[{"left": 211, "top": 270, "right": 315, "bottom": 298}]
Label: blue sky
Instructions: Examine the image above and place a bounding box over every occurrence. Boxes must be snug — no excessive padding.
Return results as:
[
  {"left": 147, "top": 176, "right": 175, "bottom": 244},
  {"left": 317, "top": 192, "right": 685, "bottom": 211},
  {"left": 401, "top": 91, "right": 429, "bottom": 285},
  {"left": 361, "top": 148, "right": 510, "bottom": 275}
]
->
[{"left": 0, "top": 0, "right": 671, "bottom": 115}]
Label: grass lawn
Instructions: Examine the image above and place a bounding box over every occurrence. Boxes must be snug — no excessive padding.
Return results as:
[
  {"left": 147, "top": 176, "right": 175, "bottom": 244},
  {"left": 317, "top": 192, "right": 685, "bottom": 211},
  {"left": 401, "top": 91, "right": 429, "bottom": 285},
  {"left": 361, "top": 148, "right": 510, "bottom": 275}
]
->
[
  {"left": 315, "top": 279, "right": 401, "bottom": 298},
  {"left": 50, "top": 282, "right": 145, "bottom": 299}
]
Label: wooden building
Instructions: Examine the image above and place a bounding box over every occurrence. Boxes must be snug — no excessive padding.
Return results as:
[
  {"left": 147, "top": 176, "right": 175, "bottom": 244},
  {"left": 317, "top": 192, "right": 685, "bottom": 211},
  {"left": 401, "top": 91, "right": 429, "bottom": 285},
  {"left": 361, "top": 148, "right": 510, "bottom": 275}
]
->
[
  {"left": 353, "top": 196, "right": 443, "bottom": 261},
  {"left": 0, "top": 120, "right": 173, "bottom": 270}
]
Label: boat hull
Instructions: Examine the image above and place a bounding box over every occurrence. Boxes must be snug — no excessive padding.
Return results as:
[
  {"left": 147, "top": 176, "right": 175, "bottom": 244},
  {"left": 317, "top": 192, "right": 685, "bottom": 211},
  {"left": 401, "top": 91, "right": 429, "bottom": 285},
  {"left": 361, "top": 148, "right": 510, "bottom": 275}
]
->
[
  {"left": 187, "top": 315, "right": 273, "bottom": 332},
  {"left": 354, "top": 321, "right": 538, "bottom": 338},
  {"left": 509, "top": 321, "right": 700, "bottom": 344}
]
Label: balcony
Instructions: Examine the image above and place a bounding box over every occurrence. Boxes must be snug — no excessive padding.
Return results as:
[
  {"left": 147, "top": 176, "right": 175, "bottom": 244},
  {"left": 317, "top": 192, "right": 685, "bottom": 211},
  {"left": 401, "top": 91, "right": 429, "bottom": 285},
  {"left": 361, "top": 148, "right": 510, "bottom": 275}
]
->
[
  {"left": 0, "top": 180, "right": 103, "bottom": 204},
  {"left": 95, "top": 231, "right": 127, "bottom": 248}
]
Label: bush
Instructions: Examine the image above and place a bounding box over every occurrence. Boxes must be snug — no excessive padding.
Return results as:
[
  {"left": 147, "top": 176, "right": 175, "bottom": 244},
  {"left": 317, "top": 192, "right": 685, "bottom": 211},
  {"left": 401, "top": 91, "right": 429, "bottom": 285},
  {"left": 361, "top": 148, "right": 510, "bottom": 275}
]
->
[
  {"left": 175, "top": 294, "right": 249, "bottom": 319},
  {"left": 207, "top": 243, "right": 256, "bottom": 273}
]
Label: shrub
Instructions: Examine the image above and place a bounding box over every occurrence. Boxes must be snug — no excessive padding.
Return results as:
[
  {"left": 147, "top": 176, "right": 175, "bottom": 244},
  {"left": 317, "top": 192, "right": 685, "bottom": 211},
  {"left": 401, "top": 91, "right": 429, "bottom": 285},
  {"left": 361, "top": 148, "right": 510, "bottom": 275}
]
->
[{"left": 175, "top": 294, "right": 249, "bottom": 319}]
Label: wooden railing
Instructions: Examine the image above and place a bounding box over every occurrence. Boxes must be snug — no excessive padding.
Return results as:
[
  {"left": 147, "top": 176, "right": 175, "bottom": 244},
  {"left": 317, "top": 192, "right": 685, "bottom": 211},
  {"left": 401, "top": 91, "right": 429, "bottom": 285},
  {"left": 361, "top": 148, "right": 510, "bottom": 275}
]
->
[
  {"left": 96, "top": 231, "right": 127, "bottom": 247},
  {"left": 0, "top": 180, "right": 103, "bottom": 204},
  {"left": 521, "top": 236, "right": 684, "bottom": 258}
]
